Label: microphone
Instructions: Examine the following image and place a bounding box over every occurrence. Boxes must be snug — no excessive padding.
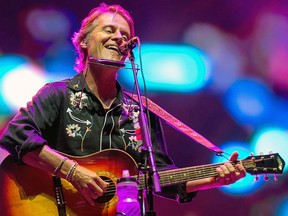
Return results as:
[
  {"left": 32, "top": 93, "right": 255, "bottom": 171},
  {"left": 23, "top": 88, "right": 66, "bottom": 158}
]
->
[{"left": 119, "top": 37, "right": 138, "bottom": 55}]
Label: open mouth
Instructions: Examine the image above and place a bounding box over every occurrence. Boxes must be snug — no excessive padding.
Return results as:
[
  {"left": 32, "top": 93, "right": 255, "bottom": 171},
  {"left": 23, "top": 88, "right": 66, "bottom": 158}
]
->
[{"left": 106, "top": 45, "right": 120, "bottom": 54}]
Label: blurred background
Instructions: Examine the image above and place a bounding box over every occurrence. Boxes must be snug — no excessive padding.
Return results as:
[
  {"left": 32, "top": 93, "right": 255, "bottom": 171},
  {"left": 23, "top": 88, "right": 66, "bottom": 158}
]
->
[{"left": 0, "top": 0, "right": 288, "bottom": 215}]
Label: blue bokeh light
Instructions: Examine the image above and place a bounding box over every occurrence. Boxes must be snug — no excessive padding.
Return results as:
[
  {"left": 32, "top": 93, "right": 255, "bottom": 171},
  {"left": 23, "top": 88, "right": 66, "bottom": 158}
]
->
[
  {"left": 223, "top": 78, "right": 273, "bottom": 127},
  {"left": 118, "top": 43, "right": 211, "bottom": 93},
  {"left": 251, "top": 127, "right": 288, "bottom": 173},
  {"left": 211, "top": 141, "right": 264, "bottom": 196},
  {"left": 276, "top": 196, "right": 288, "bottom": 216},
  {"left": 0, "top": 55, "right": 29, "bottom": 114}
]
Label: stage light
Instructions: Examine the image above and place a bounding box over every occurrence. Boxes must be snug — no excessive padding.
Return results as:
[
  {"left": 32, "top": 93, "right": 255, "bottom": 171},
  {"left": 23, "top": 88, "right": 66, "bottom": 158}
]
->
[
  {"left": 0, "top": 55, "right": 28, "bottom": 114},
  {"left": 211, "top": 141, "right": 264, "bottom": 196},
  {"left": 183, "top": 23, "right": 245, "bottom": 93},
  {"left": 0, "top": 55, "right": 46, "bottom": 113},
  {"left": 276, "top": 196, "right": 288, "bottom": 216},
  {"left": 25, "top": 7, "right": 71, "bottom": 43},
  {"left": 223, "top": 78, "right": 273, "bottom": 127},
  {"left": 42, "top": 43, "right": 76, "bottom": 79},
  {"left": 118, "top": 44, "right": 211, "bottom": 93},
  {"left": 268, "top": 97, "right": 288, "bottom": 129}
]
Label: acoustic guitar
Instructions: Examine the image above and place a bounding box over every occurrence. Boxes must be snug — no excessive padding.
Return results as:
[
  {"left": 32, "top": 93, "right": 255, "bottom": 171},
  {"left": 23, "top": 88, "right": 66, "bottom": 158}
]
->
[{"left": 0, "top": 149, "right": 285, "bottom": 216}]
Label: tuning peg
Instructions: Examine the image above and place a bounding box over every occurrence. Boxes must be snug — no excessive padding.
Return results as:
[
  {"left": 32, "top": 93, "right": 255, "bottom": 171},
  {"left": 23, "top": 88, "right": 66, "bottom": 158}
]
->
[
  {"left": 250, "top": 153, "right": 255, "bottom": 161},
  {"left": 274, "top": 174, "right": 278, "bottom": 182},
  {"left": 254, "top": 175, "right": 259, "bottom": 181},
  {"left": 259, "top": 152, "right": 265, "bottom": 159},
  {"left": 264, "top": 174, "right": 269, "bottom": 181}
]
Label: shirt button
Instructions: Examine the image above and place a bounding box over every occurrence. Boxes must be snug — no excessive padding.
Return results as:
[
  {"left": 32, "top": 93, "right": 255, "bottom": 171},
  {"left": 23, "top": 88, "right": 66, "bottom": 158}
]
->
[{"left": 103, "top": 131, "right": 108, "bottom": 136}]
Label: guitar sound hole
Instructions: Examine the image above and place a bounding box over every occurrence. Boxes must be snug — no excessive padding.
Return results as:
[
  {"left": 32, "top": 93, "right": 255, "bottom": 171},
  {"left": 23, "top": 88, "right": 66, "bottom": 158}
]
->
[{"left": 95, "top": 176, "right": 116, "bottom": 203}]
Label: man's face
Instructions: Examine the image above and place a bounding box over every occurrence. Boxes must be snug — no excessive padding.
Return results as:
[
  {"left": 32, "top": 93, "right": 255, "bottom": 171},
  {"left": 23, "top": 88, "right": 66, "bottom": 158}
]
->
[{"left": 85, "top": 13, "right": 131, "bottom": 62}]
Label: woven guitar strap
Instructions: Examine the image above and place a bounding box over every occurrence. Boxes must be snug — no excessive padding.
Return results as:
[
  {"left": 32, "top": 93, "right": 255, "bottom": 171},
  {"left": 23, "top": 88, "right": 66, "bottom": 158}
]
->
[{"left": 125, "top": 92, "right": 223, "bottom": 154}]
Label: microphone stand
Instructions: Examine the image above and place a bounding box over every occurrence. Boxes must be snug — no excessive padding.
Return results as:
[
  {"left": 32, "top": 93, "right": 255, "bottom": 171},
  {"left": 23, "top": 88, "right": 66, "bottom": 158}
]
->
[{"left": 127, "top": 50, "right": 161, "bottom": 216}]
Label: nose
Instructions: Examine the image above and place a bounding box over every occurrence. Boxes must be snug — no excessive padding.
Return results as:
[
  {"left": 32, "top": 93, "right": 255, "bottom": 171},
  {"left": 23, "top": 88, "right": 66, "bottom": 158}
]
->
[{"left": 111, "top": 30, "right": 124, "bottom": 44}]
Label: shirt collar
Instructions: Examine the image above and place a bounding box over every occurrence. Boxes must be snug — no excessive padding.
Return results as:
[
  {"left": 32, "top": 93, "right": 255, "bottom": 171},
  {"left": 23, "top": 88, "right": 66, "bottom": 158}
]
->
[
  {"left": 67, "top": 73, "right": 86, "bottom": 91},
  {"left": 67, "top": 72, "right": 125, "bottom": 112}
]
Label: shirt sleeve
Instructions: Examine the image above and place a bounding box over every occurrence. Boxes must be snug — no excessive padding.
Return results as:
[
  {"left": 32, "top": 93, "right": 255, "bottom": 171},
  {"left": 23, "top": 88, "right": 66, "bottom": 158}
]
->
[{"left": 0, "top": 83, "right": 61, "bottom": 160}]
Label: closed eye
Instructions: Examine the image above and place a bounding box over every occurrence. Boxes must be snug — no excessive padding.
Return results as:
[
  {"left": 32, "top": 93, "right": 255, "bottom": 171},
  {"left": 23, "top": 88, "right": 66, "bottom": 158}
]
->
[{"left": 103, "top": 26, "right": 114, "bottom": 34}]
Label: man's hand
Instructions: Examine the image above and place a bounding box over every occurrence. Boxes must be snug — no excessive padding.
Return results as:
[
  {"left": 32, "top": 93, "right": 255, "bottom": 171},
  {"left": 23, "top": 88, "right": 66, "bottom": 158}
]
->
[
  {"left": 215, "top": 152, "right": 246, "bottom": 185},
  {"left": 70, "top": 165, "right": 109, "bottom": 206}
]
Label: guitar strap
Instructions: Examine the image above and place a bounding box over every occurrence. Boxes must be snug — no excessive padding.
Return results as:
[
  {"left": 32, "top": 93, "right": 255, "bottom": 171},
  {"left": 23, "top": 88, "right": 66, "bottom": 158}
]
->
[{"left": 125, "top": 92, "right": 223, "bottom": 154}]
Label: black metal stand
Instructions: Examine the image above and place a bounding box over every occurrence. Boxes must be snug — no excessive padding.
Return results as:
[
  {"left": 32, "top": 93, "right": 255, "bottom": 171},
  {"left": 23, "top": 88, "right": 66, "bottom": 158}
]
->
[{"left": 127, "top": 50, "right": 161, "bottom": 216}]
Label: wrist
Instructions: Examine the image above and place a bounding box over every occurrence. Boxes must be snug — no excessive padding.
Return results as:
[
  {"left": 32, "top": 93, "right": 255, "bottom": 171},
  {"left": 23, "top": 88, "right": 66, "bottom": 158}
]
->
[
  {"left": 186, "top": 177, "right": 220, "bottom": 193},
  {"left": 53, "top": 157, "right": 68, "bottom": 174},
  {"left": 56, "top": 158, "right": 77, "bottom": 179},
  {"left": 66, "top": 161, "right": 79, "bottom": 182}
]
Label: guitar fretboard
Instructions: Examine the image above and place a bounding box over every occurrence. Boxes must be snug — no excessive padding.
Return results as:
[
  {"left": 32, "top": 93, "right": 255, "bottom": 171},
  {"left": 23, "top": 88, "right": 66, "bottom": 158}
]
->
[{"left": 136, "top": 162, "right": 241, "bottom": 190}]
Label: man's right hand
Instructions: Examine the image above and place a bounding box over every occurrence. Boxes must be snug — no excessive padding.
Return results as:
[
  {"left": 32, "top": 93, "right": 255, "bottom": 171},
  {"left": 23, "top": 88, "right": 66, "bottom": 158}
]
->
[
  {"left": 70, "top": 165, "right": 109, "bottom": 206},
  {"left": 22, "top": 145, "right": 109, "bottom": 206}
]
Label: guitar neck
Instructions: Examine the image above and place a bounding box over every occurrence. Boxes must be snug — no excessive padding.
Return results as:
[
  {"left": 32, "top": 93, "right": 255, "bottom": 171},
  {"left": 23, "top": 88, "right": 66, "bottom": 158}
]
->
[
  {"left": 136, "top": 162, "right": 223, "bottom": 190},
  {"left": 160, "top": 163, "right": 220, "bottom": 186},
  {"left": 136, "top": 152, "right": 285, "bottom": 189}
]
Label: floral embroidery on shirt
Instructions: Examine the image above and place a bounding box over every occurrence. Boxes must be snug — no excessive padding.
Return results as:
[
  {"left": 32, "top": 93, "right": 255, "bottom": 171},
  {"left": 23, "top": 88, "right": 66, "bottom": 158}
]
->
[
  {"left": 119, "top": 99, "right": 143, "bottom": 151},
  {"left": 81, "top": 125, "right": 92, "bottom": 151},
  {"left": 66, "top": 90, "right": 94, "bottom": 151},
  {"left": 66, "top": 123, "right": 93, "bottom": 151},
  {"left": 127, "top": 135, "right": 140, "bottom": 151},
  {"left": 69, "top": 91, "right": 88, "bottom": 110},
  {"left": 122, "top": 100, "right": 139, "bottom": 118},
  {"left": 66, "top": 124, "right": 82, "bottom": 137}
]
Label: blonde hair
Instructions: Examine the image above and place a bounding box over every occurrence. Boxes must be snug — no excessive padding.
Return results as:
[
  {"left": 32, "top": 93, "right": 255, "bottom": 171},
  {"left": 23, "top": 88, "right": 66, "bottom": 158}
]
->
[{"left": 72, "top": 3, "right": 135, "bottom": 72}]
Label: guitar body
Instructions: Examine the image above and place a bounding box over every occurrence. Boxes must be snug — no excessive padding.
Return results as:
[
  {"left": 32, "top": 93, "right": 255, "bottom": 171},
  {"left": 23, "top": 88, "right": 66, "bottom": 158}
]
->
[{"left": 0, "top": 149, "right": 139, "bottom": 216}]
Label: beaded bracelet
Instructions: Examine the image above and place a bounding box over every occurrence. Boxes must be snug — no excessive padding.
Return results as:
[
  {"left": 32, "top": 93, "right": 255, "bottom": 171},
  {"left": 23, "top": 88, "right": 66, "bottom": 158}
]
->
[
  {"left": 53, "top": 157, "right": 68, "bottom": 174},
  {"left": 66, "top": 161, "right": 78, "bottom": 182}
]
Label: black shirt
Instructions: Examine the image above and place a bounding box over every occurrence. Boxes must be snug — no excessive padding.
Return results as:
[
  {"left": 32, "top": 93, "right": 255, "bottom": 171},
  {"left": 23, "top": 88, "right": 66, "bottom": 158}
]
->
[{"left": 0, "top": 72, "right": 196, "bottom": 202}]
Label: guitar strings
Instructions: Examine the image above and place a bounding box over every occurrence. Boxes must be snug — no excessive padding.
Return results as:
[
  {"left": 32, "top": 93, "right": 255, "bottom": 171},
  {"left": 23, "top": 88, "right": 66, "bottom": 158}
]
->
[{"left": 100, "top": 160, "right": 260, "bottom": 197}]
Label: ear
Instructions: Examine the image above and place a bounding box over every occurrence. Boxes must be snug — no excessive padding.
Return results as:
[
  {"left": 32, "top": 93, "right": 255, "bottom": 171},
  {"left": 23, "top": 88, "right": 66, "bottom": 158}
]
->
[{"left": 80, "top": 40, "right": 87, "bottom": 49}]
